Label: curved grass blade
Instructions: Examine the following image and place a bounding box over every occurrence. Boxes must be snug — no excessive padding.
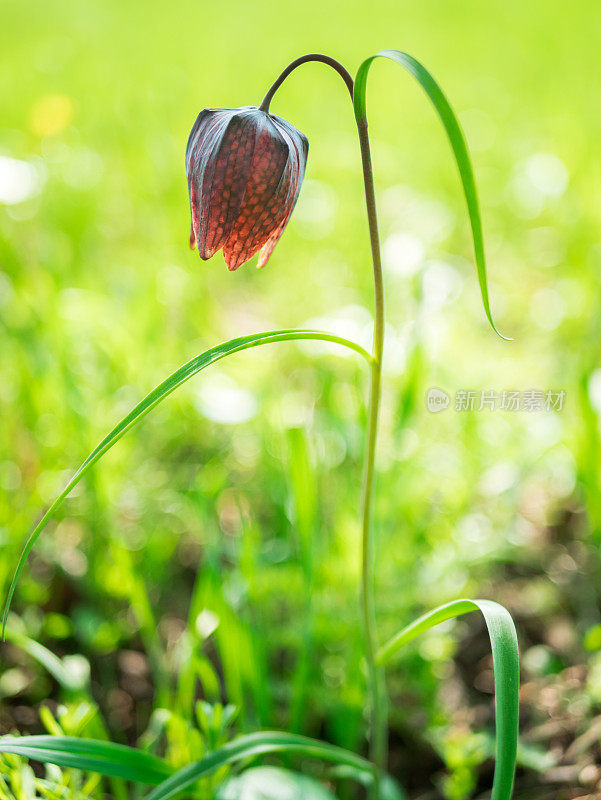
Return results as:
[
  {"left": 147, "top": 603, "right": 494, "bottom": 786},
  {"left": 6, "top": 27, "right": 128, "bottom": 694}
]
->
[
  {"left": 377, "top": 599, "right": 519, "bottom": 800},
  {"left": 4, "top": 629, "right": 87, "bottom": 694},
  {"left": 354, "top": 50, "right": 510, "bottom": 340},
  {"left": 144, "top": 731, "right": 375, "bottom": 800},
  {"left": 2, "top": 329, "right": 372, "bottom": 637},
  {"left": 0, "top": 736, "right": 173, "bottom": 785}
]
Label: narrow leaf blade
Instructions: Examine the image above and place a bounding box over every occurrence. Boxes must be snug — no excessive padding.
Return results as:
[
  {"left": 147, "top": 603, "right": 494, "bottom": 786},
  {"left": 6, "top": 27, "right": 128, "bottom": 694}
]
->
[
  {"left": 2, "top": 330, "right": 371, "bottom": 636},
  {"left": 4, "top": 629, "right": 86, "bottom": 693},
  {"left": 143, "top": 731, "right": 375, "bottom": 800},
  {"left": 0, "top": 736, "right": 172, "bottom": 785},
  {"left": 354, "top": 50, "right": 510, "bottom": 340},
  {"left": 377, "top": 599, "right": 519, "bottom": 800}
]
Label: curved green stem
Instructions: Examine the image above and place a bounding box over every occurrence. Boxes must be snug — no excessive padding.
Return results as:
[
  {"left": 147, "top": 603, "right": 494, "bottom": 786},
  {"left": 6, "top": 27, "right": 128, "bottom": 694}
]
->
[
  {"left": 351, "top": 47, "right": 514, "bottom": 793},
  {"left": 257, "top": 53, "right": 388, "bottom": 792},
  {"left": 356, "top": 116, "right": 388, "bottom": 796}
]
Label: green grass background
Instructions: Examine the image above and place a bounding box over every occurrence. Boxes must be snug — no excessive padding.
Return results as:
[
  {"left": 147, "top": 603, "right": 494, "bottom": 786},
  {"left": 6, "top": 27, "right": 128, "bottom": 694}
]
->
[{"left": 2, "top": 0, "right": 601, "bottom": 796}]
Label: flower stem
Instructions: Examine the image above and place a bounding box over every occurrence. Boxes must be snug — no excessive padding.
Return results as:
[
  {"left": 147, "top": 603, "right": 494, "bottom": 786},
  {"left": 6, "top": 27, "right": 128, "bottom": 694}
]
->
[
  {"left": 259, "top": 54, "right": 354, "bottom": 113},
  {"left": 259, "top": 54, "right": 388, "bottom": 795},
  {"left": 356, "top": 115, "right": 388, "bottom": 798}
]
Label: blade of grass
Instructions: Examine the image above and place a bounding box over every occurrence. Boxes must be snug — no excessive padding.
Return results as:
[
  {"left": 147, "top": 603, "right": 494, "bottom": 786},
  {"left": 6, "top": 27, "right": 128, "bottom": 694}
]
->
[
  {"left": 4, "top": 629, "right": 88, "bottom": 694},
  {"left": 4, "top": 635, "right": 129, "bottom": 800},
  {"left": 143, "top": 731, "right": 375, "bottom": 800},
  {"left": 0, "top": 737, "right": 173, "bottom": 785},
  {"left": 2, "top": 329, "right": 372, "bottom": 636},
  {"left": 377, "top": 599, "right": 519, "bottom": 800},
  {"left": 354, "top": 50, "right": 510, "bottom": 340},
  {"left": 286, "top": 427, "right": 317, "bottom": 734}
]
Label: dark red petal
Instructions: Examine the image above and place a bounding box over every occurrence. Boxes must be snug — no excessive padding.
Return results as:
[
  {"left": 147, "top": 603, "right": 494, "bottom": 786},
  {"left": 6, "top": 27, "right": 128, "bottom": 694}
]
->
[
  {"left": 222, "top": 118, "right": 289, "bottom": 271},
  {"left": 186, "top": 112, "right": 231, "bottom": 256},
  {"left": 257, "top": 119, "right": 308, "bottom": 268},
  {"left": 186, "top": 111, "right": 224, "bottom": 183},
  {"left": 256, "top": 167, "right": 297, "bottom": 267},
  {"left": 185, "top": 110, "right": 212, "bottom": 165},
  {"left": 200, "top": 112, "right": 259, "bottom": 259},
  {"left": 224, "top": 159, "right": 290, "bottom": 269}
]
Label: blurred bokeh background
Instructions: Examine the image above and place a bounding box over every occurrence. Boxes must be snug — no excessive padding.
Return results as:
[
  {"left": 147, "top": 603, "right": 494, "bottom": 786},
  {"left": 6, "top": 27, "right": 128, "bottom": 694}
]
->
[{"left": 2, "top": 0, "right": 601, "bottom": 797}]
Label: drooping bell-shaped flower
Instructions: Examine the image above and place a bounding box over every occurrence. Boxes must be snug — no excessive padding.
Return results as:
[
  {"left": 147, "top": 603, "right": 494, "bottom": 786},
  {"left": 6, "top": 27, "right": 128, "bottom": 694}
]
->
[{"left": 186, "top": 107, "right": 308, "bottom": 271}]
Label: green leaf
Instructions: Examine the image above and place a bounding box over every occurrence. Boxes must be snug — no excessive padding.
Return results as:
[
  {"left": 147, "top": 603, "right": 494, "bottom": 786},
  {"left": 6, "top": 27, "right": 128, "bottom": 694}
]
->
[
  {"left": 144, "top": 731, "right": 375, "bottom": 800},
  {"left": 354, "top": 50, "right": 510, "bottom": 340},
  {"left": 0, "top": 736, "right": 173, "bottom": 785},
  {"left": 377, "top": 599, "right": 519, "bottom": 800},
  {"left": 217, "top": 766, "right": 337, "bottom": 800},
  {"left": 4, "top": 629, "right": 89, "bottom": 694},
  {"left": 2, "top": 329, "right": 372, "bottom": 636}
]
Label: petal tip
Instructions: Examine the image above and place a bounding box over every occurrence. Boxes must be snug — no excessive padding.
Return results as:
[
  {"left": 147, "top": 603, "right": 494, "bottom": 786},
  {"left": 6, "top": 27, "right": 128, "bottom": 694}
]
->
[
  {"left": 225, "top": 257, "right": 241, "bottom": 272},
  {"left": 257, "top": 250, "right": 270, "bottom": 269}
]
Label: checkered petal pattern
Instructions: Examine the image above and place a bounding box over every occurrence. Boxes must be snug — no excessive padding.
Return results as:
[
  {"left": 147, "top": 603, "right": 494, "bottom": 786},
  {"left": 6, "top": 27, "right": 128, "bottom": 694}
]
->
[{"left": 186, "top": 107, "right": 308, "bottom": 271}]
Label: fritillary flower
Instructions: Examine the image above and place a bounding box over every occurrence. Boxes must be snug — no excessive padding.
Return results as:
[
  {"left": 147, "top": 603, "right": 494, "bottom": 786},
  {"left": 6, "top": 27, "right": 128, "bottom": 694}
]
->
[{"left": 186, "top": 106, "right": 308, "bottom": 271}]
